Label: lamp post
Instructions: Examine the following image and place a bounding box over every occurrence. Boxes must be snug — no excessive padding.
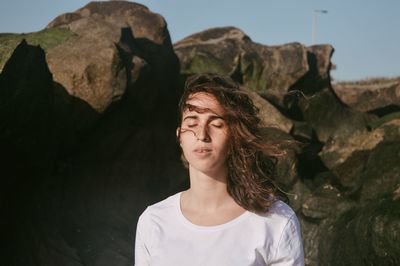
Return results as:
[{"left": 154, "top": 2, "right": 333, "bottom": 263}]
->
[{"left": 312, "top": 9, "right": 328, "bottom": 45}]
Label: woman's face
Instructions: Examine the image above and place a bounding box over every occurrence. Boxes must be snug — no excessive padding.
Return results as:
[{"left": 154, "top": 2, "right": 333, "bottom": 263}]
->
[{"left": 177, "top": 92, "right": 230, "bottom": 176}]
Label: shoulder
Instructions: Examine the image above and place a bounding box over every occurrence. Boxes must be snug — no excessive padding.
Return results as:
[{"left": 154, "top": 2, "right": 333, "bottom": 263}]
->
[
  {"left": 256, "top": 200, "right": 298, "bottom": 229},
  {"left": 263, "top": 201, "right": 304, "bottom": 264},
  {"left": 136, "top": 192, "right": 182, "bottom": 247},
  {"left": 250, "top": 200, "right": 301, "bottom": 247},
  {"left": 239, "top": 200, "right": 303, "bottom": 264},
  {"left": 268, "top": 200, "right": 301, "bottom": 238},
  {"left": 269, "top": 200, "right": 301, "bottom": 240},
  {"left": 148, "top": 192, "right": 179, "bottom": 212},
  {"left": 267, "top": 200, "right": 297, "bottom": 219},
  {"left": 138, "top": 192, "right": 180, "bottom": 225}
]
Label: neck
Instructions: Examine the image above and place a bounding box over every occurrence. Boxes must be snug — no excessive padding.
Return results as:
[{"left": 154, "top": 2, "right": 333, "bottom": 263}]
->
[{"left": 185, "top": 165, "right": 232, "bottom": 212}]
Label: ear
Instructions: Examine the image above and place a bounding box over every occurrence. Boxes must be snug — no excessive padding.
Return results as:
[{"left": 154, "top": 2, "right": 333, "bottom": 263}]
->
[{"left": 176, "top": 127, "right": 181, "bottom": 144}]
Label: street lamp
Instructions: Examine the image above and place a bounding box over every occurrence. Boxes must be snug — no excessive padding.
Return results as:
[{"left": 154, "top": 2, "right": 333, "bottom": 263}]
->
[{"left": 312, "top": 9, "right": 328, "bottom": 45}]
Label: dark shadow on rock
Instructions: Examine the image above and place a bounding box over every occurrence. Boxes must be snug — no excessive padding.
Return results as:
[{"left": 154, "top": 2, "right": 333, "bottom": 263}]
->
[
  {"left": 114, "top": 26, "right": 182, "bottom": 125},
  {"left": 292, "top": 46, "right": 333, "bottom": 95},
  {"left": 53, "top": 81, "right": 101, "bottom": 157},
  {"left": 44, "top": 54, "right": 186, "bottom": 266},
  {"left": 2, "top": 2, "right": 186, "bottom": 265},
  {"left": 369, "top": 104, "right": 400, "bottom": 117},
  {"left": 296, "top": 139, "right": 328, "bottom": 180},
  {"left": 283, "top": 45, "right": 334, "bottom": 120},
  {"left": 0, "top": 40, "right": 101, "bottom": 265}
]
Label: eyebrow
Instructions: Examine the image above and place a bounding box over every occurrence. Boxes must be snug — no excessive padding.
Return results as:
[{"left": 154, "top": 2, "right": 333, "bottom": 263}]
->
[
  {"left": 183, "top": 115, "right": 225, "bottom": 121},
  {"left": 183, "top": 115, "right": 198, "bottom": 121}
]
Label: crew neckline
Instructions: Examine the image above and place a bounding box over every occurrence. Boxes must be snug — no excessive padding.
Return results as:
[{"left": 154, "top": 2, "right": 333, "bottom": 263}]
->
[{"left": 175, "top": 192, "right": 251, "bottom": 231}]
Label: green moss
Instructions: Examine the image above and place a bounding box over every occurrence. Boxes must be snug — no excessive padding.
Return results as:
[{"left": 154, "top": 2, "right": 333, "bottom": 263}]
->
[
  {"left": 368, "top": 112, "right": 400, "bottom": 129},
  {"left": 184, "top": 54, "right": 225, "bottom": 75},
  {"left": 0, "top": 28, "right": 74, "bottom": 70},
  {"left": 240, "top": 57, "right": 268, "bottom": 92}
]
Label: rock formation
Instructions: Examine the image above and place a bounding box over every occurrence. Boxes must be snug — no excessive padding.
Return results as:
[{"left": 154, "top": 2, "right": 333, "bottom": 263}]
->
[
  {"left": 1, "top": 1, "right": 399, "bottom": 265},
  {"left": 173, "top": 26, "right": 400, "bottom": 266},
  {"left": 45, "top": 0, "right": 180, "bottom": 113},
  {"left": 333, "top": 80, "right": 400, "bottom": 115},
  {"left": 1, "top": 2, "right": 185, "bottom": 265}
]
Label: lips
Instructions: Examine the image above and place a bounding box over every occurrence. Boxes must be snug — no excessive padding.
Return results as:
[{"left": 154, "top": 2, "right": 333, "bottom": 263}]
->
[{"left": 193, "top": 148, "right": 212, "bottom": 153}]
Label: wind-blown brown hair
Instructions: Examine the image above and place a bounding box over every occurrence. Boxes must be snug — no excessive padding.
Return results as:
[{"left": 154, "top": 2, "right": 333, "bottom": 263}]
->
[{"left": 178, "top": 73, "right": 281, "bottom": 213}]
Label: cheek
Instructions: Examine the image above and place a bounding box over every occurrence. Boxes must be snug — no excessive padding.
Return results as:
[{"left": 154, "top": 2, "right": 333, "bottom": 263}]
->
[
  {"left": 216, "top": 132, "right": 230, "bottom": 149},
  {"left": 213, "top": 136, "right": 230, "bottom": 161},
  {"left": 179, "top": 134, "right": 194, "bottom": 152}
]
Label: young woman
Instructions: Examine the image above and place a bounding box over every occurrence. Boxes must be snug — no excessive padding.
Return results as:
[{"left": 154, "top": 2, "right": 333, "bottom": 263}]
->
[{"left": 135, "top": 74, "right": 304, "bottom": 266}]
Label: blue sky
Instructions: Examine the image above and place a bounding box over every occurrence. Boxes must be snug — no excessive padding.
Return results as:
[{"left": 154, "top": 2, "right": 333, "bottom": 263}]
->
[{"left": 1, "top": 0, "right": 399, "bottom": 81}]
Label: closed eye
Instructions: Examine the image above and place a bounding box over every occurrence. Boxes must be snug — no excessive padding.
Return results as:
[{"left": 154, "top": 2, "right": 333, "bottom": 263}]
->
[
  {"left": 209, "top": 117, "right": 225, "bottom": 128},
  {"left": 211, "top": 123, "right": 223, "bottom": 128}
]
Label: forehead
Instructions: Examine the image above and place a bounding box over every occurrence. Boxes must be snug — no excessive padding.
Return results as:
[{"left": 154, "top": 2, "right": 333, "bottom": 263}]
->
[{"left": 183, "top": 92, "right": 225, "bottom": 116}]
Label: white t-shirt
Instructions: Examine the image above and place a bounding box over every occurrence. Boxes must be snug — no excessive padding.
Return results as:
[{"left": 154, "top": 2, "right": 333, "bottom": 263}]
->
[{"left": 135, "top": 192, "right": 304, "bottom": 266}]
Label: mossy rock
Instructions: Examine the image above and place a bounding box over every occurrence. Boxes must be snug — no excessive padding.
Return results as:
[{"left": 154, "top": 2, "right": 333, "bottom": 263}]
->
[
  {"left": 0, "top": 28, "right": 74, "bottom": 70},
  {"left": 320, "top": 197, "right": 400, "bottom": 265},
  {"left": 368, "top": 112, "right": 400, "bottom": 129},
  {"left": 360, "top": 141, "right": 400, "bottom": 202},
  {"left": 240, "top": 50, "right": 269, "bottom": 92},
  {"left": 185, "top": 52, "right": 228, "bottom": 75}
]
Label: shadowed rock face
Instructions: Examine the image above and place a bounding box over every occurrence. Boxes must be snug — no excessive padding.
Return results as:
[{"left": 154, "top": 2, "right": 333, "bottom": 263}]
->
[
  {"left": 1, "top": 2, "right": 400, "bottom": 266},
  {"left": 293, "top": 45, "right": 334, "bottom": 96},
  {"left": 0, "top": 40, "right": 66, "bottom": 265},
  {"left": 296, "top": 87, "right": 372, "bottom": 143},
  {"left": 0, "top": 40, "right": 54, "bottom": 170},
  {"left": 242, "top": 87, "right": 293, "bottom": 133},
  {"left": 320, "top": 197, "right": 400, "bottom": 266},
  {"left": 0, "top": 2, "right": 186, "bottom": 265}
]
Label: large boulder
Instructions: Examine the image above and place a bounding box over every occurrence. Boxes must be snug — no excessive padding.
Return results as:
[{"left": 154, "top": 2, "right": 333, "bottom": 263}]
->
[
  {"left": 0, "top": 28, "right": 74, "bottom": 71},
  {"left": 359, "top": 119, "right": 400, "bottom": 202},
  {"left": 260, "top": 127, "right": 301, "bottom": 188},
  {"left": 243, "top": 87, "right": 293, "bottom": 133},
  {"left": 292, "top": 45, "right": 334, "bottom": 96},
  {"left": 296, "top": 114, "right": 400, "bottom": 265},
  {"left": 320, "top": 197, "right": 400, "bottom": 266},
  {"left": 297, "top": 87, "right": 373, "bottom": 143},
  {"left": 299, "top": 177, "right": 357, "bottom": 265},
  {"left": 45, "top": 24, "right": 127, "bottom": 113},
  {"left": 320, "top": 116, "right": 400, "bottom": 195},
  {"left": 0, "top": 29, "right": 101, "bottom": 137},
  {"left": 174, "top": 27, "right": 334, "bottom": 111},
  {"left": 301, "top": 183, "right": 356, "bottom": 220},
  {"left": 46, "top": 0, "right": 180, "bottom": 113},
  {"left": 333, "top": 79, "right": 400, "bottom": 115},
  {"left": 174, "top": 27, "right": 248, "bottom": 77},
  {"left": 240, "top": 41, "right": 308, "bottom": 108}
]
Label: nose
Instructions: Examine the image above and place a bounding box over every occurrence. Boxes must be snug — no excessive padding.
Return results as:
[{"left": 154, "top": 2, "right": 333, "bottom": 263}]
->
[{"left": 196, "top": 124, "right": 211, "bottom": 142}]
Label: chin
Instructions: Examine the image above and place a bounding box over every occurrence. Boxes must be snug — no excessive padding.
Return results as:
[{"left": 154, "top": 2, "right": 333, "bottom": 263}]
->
[{"left": 189, "top": 162, "right": 226, "bottom": 176}]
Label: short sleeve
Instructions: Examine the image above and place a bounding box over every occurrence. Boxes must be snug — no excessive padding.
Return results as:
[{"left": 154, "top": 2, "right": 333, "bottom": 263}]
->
[
  {"left": 270, "top": 213, "right": 304, "bottom": 266},
  {"left": 134, "top": 209, "right": 151, "bottom": 266}
]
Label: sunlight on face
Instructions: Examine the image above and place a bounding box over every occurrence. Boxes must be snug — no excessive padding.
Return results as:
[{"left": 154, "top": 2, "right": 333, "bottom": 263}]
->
[{"left": 178, "top": 92, "right": 230, "bottom": 176}]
